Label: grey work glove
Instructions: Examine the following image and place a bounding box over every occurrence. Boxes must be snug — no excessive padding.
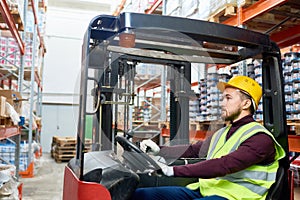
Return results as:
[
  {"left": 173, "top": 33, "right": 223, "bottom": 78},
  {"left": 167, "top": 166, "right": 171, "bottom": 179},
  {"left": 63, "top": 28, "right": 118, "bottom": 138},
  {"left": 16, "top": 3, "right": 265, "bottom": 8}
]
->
[{"left": 140, "top": 139, "right": 160, "bottom": 155}]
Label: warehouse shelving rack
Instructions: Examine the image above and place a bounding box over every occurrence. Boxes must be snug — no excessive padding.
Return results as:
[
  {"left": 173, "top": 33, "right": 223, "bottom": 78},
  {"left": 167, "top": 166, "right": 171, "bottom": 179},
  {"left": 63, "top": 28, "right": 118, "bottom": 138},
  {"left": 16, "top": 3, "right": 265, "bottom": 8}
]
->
[
  {"left": 0, "top": 0, "right": 46, "bottom": 178},
  {"left": 143, "top": 0, "right": 300, "bottom": 49},
  {"left": 130, "top": 68, "right": 164, "bottom": 137}
]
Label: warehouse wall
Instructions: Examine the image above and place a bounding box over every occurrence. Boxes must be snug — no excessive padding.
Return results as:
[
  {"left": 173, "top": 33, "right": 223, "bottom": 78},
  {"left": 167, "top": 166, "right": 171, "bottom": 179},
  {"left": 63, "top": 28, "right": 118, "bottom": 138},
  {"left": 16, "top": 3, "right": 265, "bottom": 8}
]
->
[
  {"left": 41, "top": 7, "right": 106, "bottom": 152},
  {"left": 43, "top": 7, "right": 97, "bottom": 103},
  {"left": 41, "top": 104, "right": 78, "bottom": 152}
]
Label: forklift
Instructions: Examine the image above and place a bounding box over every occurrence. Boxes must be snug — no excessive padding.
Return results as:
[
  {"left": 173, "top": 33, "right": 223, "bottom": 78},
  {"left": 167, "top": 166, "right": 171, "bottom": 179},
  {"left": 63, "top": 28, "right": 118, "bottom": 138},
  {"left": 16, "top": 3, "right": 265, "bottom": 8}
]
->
[{"left": 63, "top": 12, "right": 291, "bottom": 200}]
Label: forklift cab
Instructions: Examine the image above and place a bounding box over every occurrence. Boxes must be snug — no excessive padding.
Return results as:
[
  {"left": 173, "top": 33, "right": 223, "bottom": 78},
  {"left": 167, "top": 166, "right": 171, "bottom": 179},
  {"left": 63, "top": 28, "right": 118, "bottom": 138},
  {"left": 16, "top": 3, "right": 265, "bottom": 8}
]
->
[{"left": 63, "top": 12, "right": 290, "bottom": 200}]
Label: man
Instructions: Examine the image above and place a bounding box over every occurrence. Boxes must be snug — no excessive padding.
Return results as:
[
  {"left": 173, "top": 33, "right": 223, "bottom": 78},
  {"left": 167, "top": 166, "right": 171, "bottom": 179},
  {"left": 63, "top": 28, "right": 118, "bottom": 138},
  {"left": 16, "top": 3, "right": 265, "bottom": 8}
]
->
[{"left": 131, "top": 75, "right": 285, "bottom": 200}]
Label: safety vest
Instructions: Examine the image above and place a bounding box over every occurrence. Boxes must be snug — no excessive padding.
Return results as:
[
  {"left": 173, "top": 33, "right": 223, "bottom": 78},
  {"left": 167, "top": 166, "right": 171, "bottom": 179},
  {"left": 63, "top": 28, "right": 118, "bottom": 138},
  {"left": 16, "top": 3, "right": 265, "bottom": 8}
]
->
[{"left": 187, "top": 122, "right": 285, "bottom": 200}]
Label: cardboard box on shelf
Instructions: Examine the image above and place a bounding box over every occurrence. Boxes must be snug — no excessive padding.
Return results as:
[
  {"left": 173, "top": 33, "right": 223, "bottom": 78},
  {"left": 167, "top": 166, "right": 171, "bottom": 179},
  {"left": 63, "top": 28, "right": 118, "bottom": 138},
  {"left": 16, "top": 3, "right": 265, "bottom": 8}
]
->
[{"left": 0, "top": 90, "right": 23, "bottom": 114}]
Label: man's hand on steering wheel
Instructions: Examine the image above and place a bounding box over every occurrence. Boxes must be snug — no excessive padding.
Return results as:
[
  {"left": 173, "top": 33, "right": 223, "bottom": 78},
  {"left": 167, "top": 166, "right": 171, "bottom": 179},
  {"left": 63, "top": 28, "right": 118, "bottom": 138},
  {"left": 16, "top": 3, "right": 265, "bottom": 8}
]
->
[
  {"left": 116, "top": 136, "right": 162, "bottom": 171},
  {"left": 139, "top": 140, "right": 174, "bottom": 176},
  {"left": 140, "top": 139, "right": 160, "bottom": 155}
]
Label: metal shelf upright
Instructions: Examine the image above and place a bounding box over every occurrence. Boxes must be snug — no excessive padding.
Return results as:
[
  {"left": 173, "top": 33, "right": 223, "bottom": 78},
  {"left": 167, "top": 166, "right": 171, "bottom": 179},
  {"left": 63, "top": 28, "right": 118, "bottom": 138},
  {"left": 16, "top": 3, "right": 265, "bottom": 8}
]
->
[{"left": 20, "top": 0, "right": 45, "bottom": 176}]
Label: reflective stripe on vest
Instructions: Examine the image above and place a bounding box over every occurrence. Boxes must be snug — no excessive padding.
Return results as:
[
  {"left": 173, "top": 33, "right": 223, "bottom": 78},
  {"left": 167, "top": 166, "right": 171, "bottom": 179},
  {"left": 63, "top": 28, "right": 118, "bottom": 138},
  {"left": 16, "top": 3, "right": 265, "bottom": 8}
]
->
[
  {"left": 206, "top": 126, "right": 230, "bottom": 159},
  {"left": 217, "top": 176, "right": 268, "bottom": 196},
  {"left": 216, "top": 168, "right": 277, "bottom": 196}
]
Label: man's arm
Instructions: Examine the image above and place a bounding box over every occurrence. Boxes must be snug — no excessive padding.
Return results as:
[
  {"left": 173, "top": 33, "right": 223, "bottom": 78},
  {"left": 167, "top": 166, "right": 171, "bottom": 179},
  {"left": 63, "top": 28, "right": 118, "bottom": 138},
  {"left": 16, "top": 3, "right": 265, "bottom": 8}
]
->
[
  {"left": 173, "top": 133, "right": 275, "bottom": 178},
  {"left": 158, "top": 140, "right": 203, "bottom": 159}
]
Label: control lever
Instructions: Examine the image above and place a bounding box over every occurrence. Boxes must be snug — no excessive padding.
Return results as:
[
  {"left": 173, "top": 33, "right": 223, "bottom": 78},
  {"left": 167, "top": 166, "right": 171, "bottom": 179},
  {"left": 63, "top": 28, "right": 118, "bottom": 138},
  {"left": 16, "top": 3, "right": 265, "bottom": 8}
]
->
[{"left": 125, "top": 129, "right": 134, "bottom": 139}]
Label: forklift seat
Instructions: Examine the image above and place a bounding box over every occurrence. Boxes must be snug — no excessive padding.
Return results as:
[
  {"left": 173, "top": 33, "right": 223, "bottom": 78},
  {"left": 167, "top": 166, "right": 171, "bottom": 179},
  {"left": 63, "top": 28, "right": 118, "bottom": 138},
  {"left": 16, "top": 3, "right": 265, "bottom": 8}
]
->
[{"left": 265, "top": 165, "right": 285, "bottom": 200}]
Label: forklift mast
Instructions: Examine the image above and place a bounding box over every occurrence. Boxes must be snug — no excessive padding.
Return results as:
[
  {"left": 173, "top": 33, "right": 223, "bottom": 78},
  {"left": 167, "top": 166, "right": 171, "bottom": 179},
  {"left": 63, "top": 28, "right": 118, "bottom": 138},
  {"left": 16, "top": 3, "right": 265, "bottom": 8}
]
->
[{"left": 75, "top": 12, "right": 289, "bottom": 198}]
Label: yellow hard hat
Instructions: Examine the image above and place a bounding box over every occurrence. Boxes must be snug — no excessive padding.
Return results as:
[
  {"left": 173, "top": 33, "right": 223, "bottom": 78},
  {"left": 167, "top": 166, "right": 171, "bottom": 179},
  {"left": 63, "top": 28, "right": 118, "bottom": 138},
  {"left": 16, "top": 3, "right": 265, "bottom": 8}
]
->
[{"left": 217, "top": 75, "right": 262, "bottom": 110}]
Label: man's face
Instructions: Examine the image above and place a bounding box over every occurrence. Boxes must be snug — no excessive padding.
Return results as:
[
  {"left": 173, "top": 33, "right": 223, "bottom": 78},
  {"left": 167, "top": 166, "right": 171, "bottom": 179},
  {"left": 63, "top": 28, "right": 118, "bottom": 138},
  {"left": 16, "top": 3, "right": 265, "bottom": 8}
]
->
[{"left": 220, "top": 87, "right": 245, "bottom": 122}]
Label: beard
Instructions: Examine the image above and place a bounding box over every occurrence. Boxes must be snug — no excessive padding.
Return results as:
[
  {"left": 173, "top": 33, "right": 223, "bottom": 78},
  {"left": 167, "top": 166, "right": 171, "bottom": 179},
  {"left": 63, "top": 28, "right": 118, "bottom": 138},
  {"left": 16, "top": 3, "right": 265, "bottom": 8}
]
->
[{"left": 221, "top": 106, "right": 243, "bottom": 122}]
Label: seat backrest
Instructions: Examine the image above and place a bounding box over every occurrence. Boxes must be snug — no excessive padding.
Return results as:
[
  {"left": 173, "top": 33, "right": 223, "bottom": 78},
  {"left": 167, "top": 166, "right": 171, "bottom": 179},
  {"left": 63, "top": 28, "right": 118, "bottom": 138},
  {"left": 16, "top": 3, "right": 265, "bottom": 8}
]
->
[{"left": 265, "top": 166, "right": 285, "bottom": 200}]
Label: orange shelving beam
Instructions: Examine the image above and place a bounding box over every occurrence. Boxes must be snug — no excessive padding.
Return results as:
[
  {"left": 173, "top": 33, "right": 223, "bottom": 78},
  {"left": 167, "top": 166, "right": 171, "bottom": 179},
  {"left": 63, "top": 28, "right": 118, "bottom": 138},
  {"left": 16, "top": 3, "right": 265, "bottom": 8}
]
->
[
  {"left": 223, "top": 0, "right": 288, "bottom": 26},
  {"left": 112, "top": 0, "right": 127, "bottom": 16},
  {"left": 270, "top": 24, "right": 300, "bottom": 48},
  {"left": 0, "top": 126, "right": 20, "bottom": 140},
  {"left": 222, "top": 0, "right": 299, "bottom": 48},
  {"left": 191, "top": 81, "right": 198, "bottom": 87},
  {"left": 145, "top": 0, "right": 162, "bottom": 14},
  {"left": 29, "top": 0, "right": 44, "bottom": 50},
  {"left": 34, "top": 70, "right": 42, "bottom": 91},
  {"left": 0, "top": 0, "right": 25, "bottom": 55}
]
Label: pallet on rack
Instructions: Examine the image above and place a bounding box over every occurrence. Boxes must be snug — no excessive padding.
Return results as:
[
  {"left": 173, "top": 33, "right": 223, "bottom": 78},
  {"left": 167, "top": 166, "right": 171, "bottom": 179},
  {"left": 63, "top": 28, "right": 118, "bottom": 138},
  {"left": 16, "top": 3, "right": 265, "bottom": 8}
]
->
[
  {"left": 208, "top": 5, "right": 237, "bottom": 23},
  {"left": 207, "top": 0, "right": 254, "bottom": 23},
  {"left": 190, "top": 121, "right": 201, "bottom": 131},
  {"left": 0, "top": 117, "right": 14, "bottom": 128},
  {"left": 28, "top": 0, "right": 48, "bottom": 11},
  {"left": 0, "top": 65, "right": 18, "bottom": 80},
  {"left": 159, "top": 121, "right": 202, "bottom": 131},
  {"left": 51, "top": 136, "right": 92, "bottom": 163},
  {"left": 0, "top": 8, "right": 24, "bottom": 31}
]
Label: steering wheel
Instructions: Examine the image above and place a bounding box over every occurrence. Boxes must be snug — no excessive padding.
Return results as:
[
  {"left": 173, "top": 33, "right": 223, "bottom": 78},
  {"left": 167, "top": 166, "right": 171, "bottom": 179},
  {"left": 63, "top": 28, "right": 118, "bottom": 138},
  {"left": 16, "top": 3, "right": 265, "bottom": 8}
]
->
[{"left": 115, "top": 135, "right": 161, "bottom": 172}]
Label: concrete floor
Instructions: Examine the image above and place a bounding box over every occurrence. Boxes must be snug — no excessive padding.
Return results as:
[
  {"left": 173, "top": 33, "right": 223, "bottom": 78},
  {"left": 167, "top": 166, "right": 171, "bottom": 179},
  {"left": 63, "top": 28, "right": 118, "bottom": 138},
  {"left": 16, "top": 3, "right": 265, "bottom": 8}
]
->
[
  {"left": 19, "top": 153, "right": 300, "bottom": 200},
  {"left": 20, "top": 153, "right": 66, "bottom": 200}
]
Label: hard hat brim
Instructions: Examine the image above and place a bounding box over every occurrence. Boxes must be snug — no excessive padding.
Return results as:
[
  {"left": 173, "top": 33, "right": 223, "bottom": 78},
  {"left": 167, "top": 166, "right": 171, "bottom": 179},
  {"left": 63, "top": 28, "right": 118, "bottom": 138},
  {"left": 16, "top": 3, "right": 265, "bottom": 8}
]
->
[
  {"left": 217, "top": 81, "right": 251, "bottom": 95},
  {"left": 217, "top": 81, "right": 231, "bottom": 92}
]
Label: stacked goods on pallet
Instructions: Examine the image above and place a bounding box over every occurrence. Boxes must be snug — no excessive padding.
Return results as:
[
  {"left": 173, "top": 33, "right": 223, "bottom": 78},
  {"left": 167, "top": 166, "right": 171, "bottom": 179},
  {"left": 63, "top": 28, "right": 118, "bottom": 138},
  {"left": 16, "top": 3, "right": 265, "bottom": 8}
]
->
[
  {"left": 205, "top": 0, "right": 252, "bottom": 22},
  {"left": 283, "top": 52, "right": 300, "bottom": 120},
  {"left": 151, "top": 97, "right": 161, "bottom": 121},
  {"left": 133, "top": 106, "right": 143, "bottom": 121},
  {"left": 143, "top": 97, "right": 152, "bottom": 122},
  {"left": 164, "top": 0, "right": 253, "bottom": 20},
  {"left": 0, "top": 0, "right": 46, "bottom": 78},
  {"left": 51, "top": 136, "right": 92, "bottom": 163},
  {"left": 198, "top": 69, "right": 223, "bottom": 122},
  {"left": 199, "top": 66, "right": 230, "bottom": 122},
  {"left": 0, "top": 36, "right": 43, "bottom": 80},
  {"left": 189, "top": 98, "right": 200, "bottom": 121},
  {"left": 198, "top": 78, "right": 207, "bottom": 121},
  {"left": 247, "top": 61, "right": 263, "bottom": 121},
  {"left": 206, "top": 72, "right": 220, "bottom": 121},
  {"left": 0, "top": 140, "right": 40, "bottom": 178}
]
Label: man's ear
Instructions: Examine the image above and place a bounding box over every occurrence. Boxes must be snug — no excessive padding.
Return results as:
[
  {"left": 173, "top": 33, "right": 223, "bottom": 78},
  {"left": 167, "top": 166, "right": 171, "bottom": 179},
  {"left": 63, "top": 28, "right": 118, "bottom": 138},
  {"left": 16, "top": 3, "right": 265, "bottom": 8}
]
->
[{"left": 242, "top": 99, "right": 252, "bottom": 110}]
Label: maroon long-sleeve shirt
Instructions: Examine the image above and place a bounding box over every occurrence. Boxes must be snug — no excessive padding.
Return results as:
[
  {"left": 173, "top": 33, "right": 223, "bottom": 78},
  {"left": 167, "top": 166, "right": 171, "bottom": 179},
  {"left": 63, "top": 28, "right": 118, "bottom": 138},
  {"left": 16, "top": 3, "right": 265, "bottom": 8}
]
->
[{"left": 158, "top": 115, "right": 276, "bottom": 178}]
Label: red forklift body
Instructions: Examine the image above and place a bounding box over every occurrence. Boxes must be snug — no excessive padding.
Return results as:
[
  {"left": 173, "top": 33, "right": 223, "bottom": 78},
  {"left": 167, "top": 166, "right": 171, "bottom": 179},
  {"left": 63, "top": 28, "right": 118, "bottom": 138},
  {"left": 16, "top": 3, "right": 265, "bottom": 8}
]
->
[{"left": 63, "top": 166, "right": 111, "bottom": 200}]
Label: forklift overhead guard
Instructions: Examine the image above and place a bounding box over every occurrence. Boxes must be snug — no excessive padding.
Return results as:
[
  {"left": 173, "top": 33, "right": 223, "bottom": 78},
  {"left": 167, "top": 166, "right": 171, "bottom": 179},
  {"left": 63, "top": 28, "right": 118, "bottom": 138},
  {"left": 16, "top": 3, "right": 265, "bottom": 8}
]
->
[{"left": 63, "top": 12, "right": 290, "bottom": 200}]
